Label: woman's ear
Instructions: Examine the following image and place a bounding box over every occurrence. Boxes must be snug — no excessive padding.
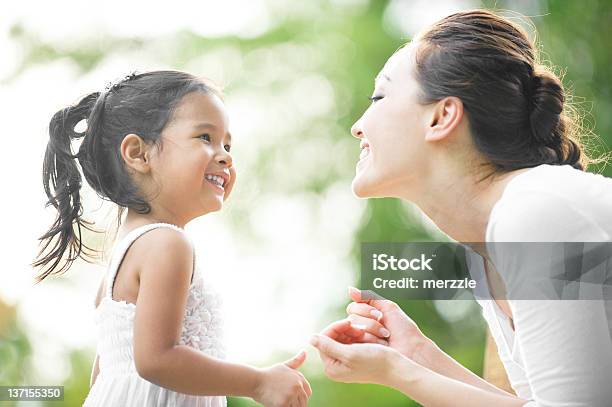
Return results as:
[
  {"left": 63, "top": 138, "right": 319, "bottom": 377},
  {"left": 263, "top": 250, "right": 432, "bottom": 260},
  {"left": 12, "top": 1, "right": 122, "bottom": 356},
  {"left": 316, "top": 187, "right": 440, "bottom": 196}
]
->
[
  {"left": 121, "top": 133, "right": 152, "bottom": 174},
  {"left": 424, "top": 96, "right": 464, "bottom": 142}
]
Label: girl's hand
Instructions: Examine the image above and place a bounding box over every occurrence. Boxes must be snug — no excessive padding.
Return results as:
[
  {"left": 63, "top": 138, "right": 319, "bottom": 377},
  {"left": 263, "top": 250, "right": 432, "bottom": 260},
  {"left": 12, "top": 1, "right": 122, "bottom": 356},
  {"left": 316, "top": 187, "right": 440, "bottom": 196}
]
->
[
  {"left": 310, "top": 334, "right": 418, "bottom": 386},
  {"left": 253, "top": 350, "right": 312, "bottom": 407},
  {"left": 343, "top": 287, "right": 435, "bottom": 368}
]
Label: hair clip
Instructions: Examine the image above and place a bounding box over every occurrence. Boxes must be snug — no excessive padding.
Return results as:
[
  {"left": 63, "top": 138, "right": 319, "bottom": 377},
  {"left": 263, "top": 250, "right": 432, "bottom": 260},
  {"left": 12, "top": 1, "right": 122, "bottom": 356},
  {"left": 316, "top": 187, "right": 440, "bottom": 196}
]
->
[{"left": 104, "top": 71, "right": 139, "bottom": 92}]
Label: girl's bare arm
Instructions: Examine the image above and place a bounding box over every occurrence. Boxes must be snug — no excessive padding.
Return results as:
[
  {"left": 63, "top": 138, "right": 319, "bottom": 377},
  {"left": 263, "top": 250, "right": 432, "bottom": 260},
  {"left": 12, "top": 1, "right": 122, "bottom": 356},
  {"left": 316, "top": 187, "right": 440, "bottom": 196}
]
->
[{"left": 131, "top": 228, "right": 309, "bottom": 403}]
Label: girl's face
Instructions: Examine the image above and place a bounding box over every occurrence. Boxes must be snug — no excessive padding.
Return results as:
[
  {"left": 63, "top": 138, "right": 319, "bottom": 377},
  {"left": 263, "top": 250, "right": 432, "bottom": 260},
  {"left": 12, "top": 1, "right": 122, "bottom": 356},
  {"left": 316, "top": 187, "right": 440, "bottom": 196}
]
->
[
  {"left": 350, "top": 43, "right": 431, "bottom": 199},
  {"left": 150, "top": 91, "right": 236, "bottom": 220}
]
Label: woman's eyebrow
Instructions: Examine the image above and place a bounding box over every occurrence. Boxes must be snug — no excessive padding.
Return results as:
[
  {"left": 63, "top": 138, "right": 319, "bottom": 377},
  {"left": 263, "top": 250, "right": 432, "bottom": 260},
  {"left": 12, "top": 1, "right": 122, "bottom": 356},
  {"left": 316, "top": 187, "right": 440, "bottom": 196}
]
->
[{"left": 375, "top": 73, "right": 392, "bottom": 84}]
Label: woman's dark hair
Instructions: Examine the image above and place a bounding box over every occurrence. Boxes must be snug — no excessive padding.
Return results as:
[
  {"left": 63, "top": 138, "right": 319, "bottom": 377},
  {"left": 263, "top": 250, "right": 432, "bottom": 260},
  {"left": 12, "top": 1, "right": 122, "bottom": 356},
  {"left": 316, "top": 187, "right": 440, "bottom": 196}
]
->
[
  {"left": 412, "top": 9, "right": 602, "bottom": 173},
  {"left": 31, "top": 70, "right": 222, "bottom": 283}
]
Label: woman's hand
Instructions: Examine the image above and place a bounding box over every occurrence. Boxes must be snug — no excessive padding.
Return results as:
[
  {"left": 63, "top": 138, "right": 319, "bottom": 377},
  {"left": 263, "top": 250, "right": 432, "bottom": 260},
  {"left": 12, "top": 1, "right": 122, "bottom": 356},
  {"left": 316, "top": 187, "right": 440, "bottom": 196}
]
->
[
  {"left": 310, "top": 334, "right": 420, "bottom": 386},
  {"left": 253, "top": 350, "right": 312, "bottom": 407},
  {"left": 343, "top": 287, "right": 436, "bottom": 368},
  {"left": 320, "top": 318, "right": 389, "bottom": 346}
]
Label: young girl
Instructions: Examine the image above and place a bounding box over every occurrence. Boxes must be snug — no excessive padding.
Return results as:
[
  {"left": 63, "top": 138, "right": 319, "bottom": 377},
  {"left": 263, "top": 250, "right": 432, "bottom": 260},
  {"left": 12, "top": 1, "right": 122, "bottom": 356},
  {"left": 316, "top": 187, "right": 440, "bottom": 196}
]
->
[{"left": 32, "top": 70, "right": 312, "bottom": 407}]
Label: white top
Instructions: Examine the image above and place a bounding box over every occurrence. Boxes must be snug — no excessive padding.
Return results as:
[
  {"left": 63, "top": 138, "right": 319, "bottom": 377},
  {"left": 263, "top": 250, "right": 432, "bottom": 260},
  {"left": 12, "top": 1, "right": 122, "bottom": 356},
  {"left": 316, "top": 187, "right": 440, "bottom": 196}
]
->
[
  {"left": 83, "top": 222, "right": 226, "bottom": 407},
  {"left": 467, "top": 164, "right": 612, "bottom": 406}
]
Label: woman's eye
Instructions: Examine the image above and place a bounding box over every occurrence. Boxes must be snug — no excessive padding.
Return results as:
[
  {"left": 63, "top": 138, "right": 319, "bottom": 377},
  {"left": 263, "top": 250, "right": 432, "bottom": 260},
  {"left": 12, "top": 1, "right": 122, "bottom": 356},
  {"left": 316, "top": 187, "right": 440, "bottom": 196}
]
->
[
  {"left": 198, "top": 133, "right": 211, "bottom": 142},
  {"left": 368, "top": 95, "right": 384, "bottom": 103},
  {"left": 224, "top": 144, "right": 231, "bottom": 152}
]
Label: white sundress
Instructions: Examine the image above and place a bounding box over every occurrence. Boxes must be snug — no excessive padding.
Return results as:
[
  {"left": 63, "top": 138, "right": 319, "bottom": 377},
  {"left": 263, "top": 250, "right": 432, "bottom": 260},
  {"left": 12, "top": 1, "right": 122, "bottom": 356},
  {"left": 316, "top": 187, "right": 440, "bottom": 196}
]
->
[{"left": 83, "top": 222, "right": 226, "bottom": 407}]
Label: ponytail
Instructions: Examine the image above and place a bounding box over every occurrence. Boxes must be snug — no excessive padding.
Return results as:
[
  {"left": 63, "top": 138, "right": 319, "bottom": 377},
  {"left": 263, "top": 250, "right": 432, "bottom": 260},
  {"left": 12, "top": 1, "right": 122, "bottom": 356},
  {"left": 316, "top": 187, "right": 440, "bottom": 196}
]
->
[
  {"left": 31, "top": 70, "right": 223, "bottom": 283},
  {"left": 31, "top": 92, "right": 102, "bottom": 283}
]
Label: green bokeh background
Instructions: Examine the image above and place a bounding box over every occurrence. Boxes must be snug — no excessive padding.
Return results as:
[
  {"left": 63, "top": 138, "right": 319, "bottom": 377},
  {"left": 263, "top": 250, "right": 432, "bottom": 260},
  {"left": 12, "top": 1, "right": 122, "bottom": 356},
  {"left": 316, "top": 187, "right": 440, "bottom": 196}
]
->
[{"left": 1, "top": 0, "right": 610, "bottom": 406}]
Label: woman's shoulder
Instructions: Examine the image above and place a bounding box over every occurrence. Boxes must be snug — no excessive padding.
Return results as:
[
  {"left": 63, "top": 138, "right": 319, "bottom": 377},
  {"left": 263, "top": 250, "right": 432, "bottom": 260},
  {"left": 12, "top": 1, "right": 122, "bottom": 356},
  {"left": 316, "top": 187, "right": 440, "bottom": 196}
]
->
[{"left": 487, "top": 164, "right": 612, "bottom": 242}]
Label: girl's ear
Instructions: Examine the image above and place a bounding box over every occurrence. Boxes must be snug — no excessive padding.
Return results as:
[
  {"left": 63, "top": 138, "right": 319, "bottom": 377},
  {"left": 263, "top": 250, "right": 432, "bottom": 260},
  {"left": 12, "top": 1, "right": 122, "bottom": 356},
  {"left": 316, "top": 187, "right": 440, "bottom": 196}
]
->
[
  {"left": 121, "top": 134, "right": 152, "bottom": 174},
  {"left": 424, "top": 96, "right": 464, "bottom": 142}
]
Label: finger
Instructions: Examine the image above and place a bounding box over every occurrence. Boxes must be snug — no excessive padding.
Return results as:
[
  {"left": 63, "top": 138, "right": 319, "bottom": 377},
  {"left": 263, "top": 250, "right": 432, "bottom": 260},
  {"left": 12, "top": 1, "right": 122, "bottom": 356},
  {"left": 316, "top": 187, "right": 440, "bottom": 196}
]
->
[
  {"left": 298, "top": 385, "right": 308, "bottom": 406},
  {"left": 284, "top": 350, "right": 307, "bottom": 369},
  {"left": 290, "top": 388, "right": 306, "bottom": 407},
  {"left": 357, "top": 332, "right": 389, "bottom": 346},
  {"left": 348, "top": 314, "right": 390, "bottom": 339},
  {"left": 310, "top": 334, "right": 347, "bottom": 360},
  {"left": 349, "top": 286, "right": 398, "bottom": 314},
  {"left": 321, "top": 319, "right": 366, "bottom": 341},
  {"left": 346, "top": 302, "right": 383, "bottom": 321},
  {"left": 302, "top": 379, "right": 312, "bottom": 397},
  {"left": 348, "top": 286, "right": 364, "bottom": 302}
]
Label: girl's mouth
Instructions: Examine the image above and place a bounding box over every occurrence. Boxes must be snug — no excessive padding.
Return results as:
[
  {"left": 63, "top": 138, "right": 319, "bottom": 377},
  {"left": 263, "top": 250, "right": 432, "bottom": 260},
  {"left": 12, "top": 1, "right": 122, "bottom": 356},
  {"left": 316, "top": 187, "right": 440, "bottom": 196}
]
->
[{"left": 204, "top": 172, "right": 228, "bottom": 192}]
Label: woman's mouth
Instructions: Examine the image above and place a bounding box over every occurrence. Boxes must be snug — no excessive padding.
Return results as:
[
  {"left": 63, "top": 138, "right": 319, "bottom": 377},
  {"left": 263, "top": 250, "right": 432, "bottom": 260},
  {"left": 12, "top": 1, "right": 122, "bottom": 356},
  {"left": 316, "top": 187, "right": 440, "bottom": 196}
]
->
[
  {"left": 358, "top": 139, "right": 371, "bottom": 162},
  {"left": 359, "top": 146, "right": 370, "bottom": 161}
]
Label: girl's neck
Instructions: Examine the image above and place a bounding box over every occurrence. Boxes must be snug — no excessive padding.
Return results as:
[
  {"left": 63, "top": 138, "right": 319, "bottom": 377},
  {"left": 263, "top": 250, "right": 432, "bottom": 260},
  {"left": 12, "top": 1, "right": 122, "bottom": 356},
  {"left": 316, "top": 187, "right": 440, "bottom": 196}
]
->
[{"left": 122, "top": 207, "right": 187, "bottom": 230}]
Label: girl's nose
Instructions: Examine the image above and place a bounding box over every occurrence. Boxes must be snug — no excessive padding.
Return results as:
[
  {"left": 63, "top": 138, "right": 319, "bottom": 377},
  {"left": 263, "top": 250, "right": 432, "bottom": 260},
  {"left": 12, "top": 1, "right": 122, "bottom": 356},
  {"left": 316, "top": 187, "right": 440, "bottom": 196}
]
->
[
  {"left": 217, "top": 150, "right": 233, "bottom": 167},
  {"left": 351, "top": 119, "right": 364, "bottom": 139}
]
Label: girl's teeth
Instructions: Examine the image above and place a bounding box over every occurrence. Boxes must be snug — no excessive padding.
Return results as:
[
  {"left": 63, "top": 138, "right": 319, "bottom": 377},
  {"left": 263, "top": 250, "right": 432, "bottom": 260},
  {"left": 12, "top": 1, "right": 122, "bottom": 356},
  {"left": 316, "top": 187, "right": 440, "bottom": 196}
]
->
[
  {"left": 359, "top": 147, "right": 370, "bottom": 160},
  {"left": 205, "top": 175, "right": 224, "bottom": 187}
]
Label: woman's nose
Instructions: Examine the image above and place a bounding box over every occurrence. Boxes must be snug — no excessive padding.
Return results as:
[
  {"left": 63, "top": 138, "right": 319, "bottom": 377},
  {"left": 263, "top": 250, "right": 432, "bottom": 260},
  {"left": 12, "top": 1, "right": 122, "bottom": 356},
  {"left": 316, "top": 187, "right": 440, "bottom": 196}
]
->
[{"left": 351, "top": 119, "right": 364, "bottom": 139}]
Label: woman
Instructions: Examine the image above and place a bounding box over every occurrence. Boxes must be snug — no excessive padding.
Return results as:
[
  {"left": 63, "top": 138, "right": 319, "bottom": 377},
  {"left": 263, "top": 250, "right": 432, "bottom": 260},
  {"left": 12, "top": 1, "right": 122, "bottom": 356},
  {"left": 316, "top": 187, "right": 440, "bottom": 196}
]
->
[{"left": 310, "top": 9, "right": 612, "bottom": 407}]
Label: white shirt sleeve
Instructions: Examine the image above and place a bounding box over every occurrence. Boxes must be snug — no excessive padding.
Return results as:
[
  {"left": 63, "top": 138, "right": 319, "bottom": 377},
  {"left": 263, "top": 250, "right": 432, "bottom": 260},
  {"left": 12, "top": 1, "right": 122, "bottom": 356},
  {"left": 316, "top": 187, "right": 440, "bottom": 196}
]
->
[{"left": 487, "top": 191, "right": 612, "bottom": 407}]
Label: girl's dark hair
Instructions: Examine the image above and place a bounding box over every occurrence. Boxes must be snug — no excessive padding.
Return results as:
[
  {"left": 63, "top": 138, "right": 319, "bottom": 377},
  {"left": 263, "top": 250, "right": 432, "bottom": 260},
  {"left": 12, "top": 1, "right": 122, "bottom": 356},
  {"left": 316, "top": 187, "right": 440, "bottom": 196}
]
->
[
  {"left": 31, "top": 70, "right": 221, "bottom": 283},
  {"left": 413, "top": 9, "right": 600, "bottom": 173}
]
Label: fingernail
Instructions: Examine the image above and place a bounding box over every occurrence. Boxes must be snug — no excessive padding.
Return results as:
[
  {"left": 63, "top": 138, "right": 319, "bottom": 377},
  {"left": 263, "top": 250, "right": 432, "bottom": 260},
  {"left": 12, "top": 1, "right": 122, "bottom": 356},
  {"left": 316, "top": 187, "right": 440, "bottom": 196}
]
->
[
  {"left": 309, "top": 335, "right": 319, "bottom": 346},
  {"left": 370, "top": 310, "right": 383, "bottom": 320},
  {"left": 379, "top": 328, "right": 390, "bottom": 338},
  {"left": 349, "top": 286, "right": 359, "bottom": 293}
]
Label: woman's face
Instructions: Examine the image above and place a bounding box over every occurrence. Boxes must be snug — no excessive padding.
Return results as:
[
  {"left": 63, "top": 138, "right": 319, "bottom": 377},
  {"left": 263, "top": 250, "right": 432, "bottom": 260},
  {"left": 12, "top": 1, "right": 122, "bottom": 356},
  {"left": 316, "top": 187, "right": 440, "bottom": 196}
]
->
[{"left": 351, "top": 43, "right": 430, "bottom": 199}]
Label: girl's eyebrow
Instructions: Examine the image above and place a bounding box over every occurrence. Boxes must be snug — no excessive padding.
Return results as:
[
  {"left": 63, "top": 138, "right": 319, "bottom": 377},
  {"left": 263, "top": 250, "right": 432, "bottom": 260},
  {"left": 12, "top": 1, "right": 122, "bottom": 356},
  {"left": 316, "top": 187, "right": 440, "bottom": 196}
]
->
[
  {"left": 193, "top": 122, "right": 232, "bottom": 142},
  {"left": 193, "top": 122, "right": 217, "bottom": 130}
]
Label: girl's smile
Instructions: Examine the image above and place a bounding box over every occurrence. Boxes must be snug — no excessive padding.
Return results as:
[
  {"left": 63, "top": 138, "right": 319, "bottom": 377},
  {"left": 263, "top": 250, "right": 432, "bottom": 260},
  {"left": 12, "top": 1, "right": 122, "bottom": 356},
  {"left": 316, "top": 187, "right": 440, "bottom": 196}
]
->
[{"left": 204, "top": 170, "right": 230, "bottom": 193}]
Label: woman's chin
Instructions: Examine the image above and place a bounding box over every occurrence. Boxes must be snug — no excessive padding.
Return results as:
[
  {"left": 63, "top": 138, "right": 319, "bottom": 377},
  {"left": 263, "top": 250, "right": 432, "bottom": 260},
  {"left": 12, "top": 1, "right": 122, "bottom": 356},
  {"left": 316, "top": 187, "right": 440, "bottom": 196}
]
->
[{"left": 351, "top": 175, "right": 377, "bottom": 198}]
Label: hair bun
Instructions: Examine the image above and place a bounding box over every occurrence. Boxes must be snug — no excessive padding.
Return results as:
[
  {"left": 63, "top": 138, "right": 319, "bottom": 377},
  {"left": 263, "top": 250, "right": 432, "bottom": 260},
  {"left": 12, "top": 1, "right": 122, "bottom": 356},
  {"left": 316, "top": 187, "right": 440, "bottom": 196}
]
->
[{"left": 529, "top": 70, "right": 564, "bottom": 146}]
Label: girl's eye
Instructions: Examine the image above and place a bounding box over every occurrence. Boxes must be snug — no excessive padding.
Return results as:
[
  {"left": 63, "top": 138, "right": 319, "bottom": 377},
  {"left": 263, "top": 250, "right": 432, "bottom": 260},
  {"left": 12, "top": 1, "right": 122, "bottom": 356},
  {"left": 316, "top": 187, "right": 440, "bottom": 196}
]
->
[
  {"left": 368, "top": 95, "right": 384, "bottom": 103},
  {"left": 224, "top": 144, "right": 231, "bottom": 152},
  {"left": 199, "top": 133, "right": 211, "bottom": 142}
]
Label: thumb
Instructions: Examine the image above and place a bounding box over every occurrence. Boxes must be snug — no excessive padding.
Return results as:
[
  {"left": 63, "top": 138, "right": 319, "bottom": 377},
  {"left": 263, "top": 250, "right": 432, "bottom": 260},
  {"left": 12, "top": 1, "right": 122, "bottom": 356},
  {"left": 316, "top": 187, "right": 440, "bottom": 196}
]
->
[
  {"left": 284, "top": 349, "right": 307, "bottom": 369},
  {"left": 348, "top": 286, "right": 363, "bottom": 303},
  {"left": 310, "top": 334, "right": 346, "bottom": 360}
]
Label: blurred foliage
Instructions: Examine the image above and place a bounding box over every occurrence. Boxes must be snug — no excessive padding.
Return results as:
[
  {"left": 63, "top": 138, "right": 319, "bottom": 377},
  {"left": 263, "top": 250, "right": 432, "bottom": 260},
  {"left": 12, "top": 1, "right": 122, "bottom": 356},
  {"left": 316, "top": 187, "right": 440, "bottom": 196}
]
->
[
  {"left": 0, "top": 299, "right": 32, "bottom": 387},
  {"left": 5, "top": 0, "right": 611, "bottom": 406}
]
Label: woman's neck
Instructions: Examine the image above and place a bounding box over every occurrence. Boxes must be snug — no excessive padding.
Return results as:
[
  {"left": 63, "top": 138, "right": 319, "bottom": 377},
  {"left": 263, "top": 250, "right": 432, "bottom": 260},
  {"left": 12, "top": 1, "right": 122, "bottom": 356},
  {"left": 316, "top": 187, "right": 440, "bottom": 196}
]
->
[{"left": 402, "top": 164, "right": 531, "bottom": 244}]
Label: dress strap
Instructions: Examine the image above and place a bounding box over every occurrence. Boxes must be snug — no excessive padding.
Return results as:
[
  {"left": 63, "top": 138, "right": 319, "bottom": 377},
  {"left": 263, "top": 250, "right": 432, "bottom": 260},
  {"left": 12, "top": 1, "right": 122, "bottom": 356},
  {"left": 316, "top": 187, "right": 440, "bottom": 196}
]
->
[{"left": 104, "top": 222, "right": 195, "bottom": 299}]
